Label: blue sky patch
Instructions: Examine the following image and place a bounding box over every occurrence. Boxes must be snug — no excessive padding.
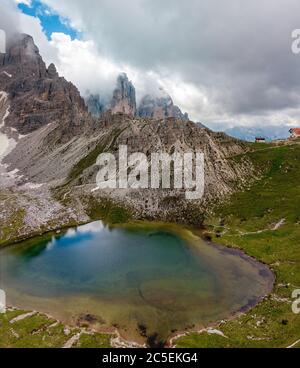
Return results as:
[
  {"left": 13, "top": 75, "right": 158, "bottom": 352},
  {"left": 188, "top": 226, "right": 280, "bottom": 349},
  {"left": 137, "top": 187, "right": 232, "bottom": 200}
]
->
[{"left": 18, "top": 0, "right": 79, "bottom": 40}]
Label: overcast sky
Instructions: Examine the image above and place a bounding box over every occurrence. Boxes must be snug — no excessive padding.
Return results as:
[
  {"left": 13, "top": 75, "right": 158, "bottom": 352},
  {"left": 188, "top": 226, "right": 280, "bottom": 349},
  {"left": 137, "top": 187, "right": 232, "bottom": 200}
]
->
[{"left": 2, "top": 0, "right": 300, "bottom": 129}]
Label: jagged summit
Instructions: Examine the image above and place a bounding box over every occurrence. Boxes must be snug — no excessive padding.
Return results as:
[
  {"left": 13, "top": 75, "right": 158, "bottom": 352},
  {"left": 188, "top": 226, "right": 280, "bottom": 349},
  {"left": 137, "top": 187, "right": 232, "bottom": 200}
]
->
[
  {"left": 138, "top": 87, "right": 189, "bottom": 121},
  {"left": 85, "top": 74, "right": 136, "bottom": 118},
  {"left": 0, "top": 33, "right": 47, "bottom": 79},
  {"left": 86, "top": 75, "right": 189, "bottom": 121},
  {"left": 109, "top": 73, "right": 136, "bottom": 116},
  {"left": 47, "top": 63, "right": 59, "bottom": 78},
  {"left": 0, "top": 33, "right": 87, "bottom": 135},
  {"left": 86, "top": 73, "right": 137, "bottom": 118},
  {"left": 85, "top": 93, "right": 105, "bottom": 118}
]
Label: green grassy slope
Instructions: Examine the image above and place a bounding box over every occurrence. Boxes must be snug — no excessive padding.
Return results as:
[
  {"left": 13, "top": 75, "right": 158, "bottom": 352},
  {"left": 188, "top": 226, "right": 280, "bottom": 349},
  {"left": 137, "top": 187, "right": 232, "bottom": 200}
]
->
[
  {"left": 176, "top": 141, "right": 300, "bottom": 348},
  {"left": 0, "top": 310, "right": 112, "bottom": 348},
  {"left": 2, "top": 141, "right": 299, "bottom": 348}
]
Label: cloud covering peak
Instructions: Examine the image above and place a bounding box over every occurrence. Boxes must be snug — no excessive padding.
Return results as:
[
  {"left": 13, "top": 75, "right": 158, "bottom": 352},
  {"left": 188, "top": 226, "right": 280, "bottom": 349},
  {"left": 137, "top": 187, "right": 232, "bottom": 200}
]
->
[{"left": 3, "top": 0, "right": 300, "bottom": 129}]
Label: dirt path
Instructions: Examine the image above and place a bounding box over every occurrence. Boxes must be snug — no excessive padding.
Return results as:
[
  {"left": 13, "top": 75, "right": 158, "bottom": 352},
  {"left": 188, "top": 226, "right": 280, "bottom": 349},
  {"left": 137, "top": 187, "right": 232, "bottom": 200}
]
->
[
  {"left": 287, "top": 339, "right": 300, "bottom": 348},
  {"left": 10, "top": 312, "right": 36, "bottom": 324},
  {"left": 237, "top": 218, "right": 286, "bottom": 236},
  {"left": 210, "top": 218, "right": 286, "bottom": 237},
  {"left": 62, "top": 333, "right": 82, "bottom": 349}
]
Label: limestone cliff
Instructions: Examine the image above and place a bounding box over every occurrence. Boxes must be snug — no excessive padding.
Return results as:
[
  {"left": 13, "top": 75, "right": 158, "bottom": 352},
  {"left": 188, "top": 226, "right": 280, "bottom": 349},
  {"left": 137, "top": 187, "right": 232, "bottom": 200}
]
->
[
  {"left": 138, "top": 88, "right": 189, "bottom": 121},
  {"left": 86, "top": 94, "right": 104, "bottom": 118},
  {"left": 109, "top": 73, "right": 136, "bottom": 116},
  {"left": 0, "top": 33, "right": 87, "bottom": 135}
]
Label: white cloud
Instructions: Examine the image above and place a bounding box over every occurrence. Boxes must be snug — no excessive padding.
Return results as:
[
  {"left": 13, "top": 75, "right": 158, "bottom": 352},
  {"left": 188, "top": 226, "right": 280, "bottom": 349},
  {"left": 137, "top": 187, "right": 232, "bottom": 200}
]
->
[
  {"left": 14, "top": 0, "right": 32, "bottom": 6},
  {"left": 50, "top": 33, "right": 120, "bottom": 98},
  {"left": 17, "top": 12, "right": 58, "bottom": 64},
  {"left": 49, "top": 32, "right": 203, "bottom": 117},
  {"left": 3, "top": 0, "right": 300, "bottom": 129},
  {"left": 1, "top": 1, "right": 57, "bottom": 64}
]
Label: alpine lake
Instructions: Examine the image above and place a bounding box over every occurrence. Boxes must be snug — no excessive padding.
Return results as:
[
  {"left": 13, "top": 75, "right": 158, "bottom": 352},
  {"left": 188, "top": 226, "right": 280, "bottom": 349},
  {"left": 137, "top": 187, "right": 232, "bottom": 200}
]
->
[{"left": 0, "top": 221, "right": 274, "bottom": 347}]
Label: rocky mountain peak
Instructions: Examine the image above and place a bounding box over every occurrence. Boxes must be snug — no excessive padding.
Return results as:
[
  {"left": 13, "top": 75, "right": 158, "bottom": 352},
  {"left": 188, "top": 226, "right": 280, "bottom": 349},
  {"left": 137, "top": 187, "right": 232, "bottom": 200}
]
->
[
  {"left": 86, "top": 93, "right": 104, "bottom": 118},
  {"left": 7, "top": 33, "right": 39, "bottom": 61},
  {"left": 0, "top": 33, "right": 87, "bottom": 135},
  {"left": 0, "top": 33, "right": 47, "bottom": 79},
  {"left": 47, "top": 63, "right": 59, "bottom": 78},
  {"left": 138, "top": 88, "right": 189, "bottom": 121},
  {"left": 109, "top": 73, "right": 136, "bottom": 116}
]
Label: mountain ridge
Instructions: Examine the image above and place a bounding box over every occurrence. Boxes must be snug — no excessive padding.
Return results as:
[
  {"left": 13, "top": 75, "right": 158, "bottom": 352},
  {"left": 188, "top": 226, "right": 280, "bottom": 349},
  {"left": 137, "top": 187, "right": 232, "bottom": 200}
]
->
[
  {"left": 224, "top": 125, "right": 291, "bottom": 142},
  {"left": 0, "top": 32, "right": 258, "bottom": 244},
  {"left": 85, "top": 73, "right": 189, "bottom": 121}
]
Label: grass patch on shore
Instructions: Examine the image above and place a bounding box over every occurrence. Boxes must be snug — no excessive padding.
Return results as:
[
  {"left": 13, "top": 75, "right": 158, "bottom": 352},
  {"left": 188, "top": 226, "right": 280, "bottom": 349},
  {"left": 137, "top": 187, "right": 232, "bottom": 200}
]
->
[
  {"left": 176, "top": 142, "right": 300, "bottom": 348},
  {"left": 0, "top": 310, "right": 113, "bottom": 348},
  {"left": 87, "top": 196, "right": 133, "bottom": 224},
  {"left": 74, "top": 333, "right": 112, "bottom": 348},
  {"left": 0, "top": 206, "right": 26, "bottom": 246},
  {"left": 0, "top": 311, "right": 74, "bottom": 348}
]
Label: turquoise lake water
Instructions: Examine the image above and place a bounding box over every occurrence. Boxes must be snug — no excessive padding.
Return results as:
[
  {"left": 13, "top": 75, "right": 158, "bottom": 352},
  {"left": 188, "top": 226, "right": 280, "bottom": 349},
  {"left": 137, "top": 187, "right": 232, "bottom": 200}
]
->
[{"left": 0, "top": 221, "right": 273, "bottom": 345}]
